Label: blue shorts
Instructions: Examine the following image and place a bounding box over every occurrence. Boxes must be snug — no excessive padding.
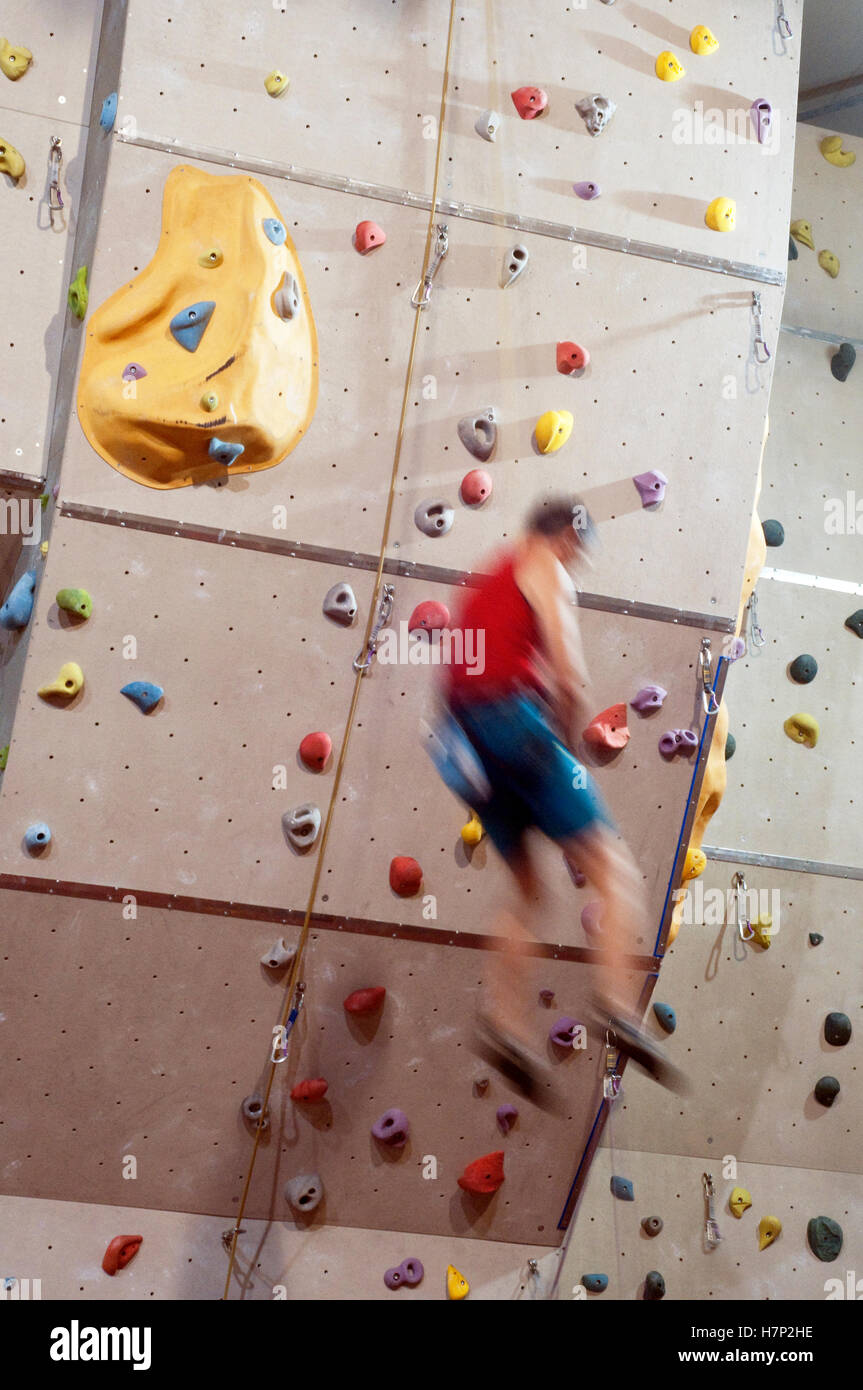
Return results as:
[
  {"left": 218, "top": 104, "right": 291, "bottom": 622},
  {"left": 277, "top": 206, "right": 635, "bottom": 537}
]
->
[{"left": 451, "top": 692, "right": 615, "bottom": 860}]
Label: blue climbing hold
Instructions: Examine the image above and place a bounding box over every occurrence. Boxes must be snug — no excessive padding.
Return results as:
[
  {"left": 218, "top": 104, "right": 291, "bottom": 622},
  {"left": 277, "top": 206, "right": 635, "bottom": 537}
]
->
[
  {"left": 653, "top": 1002, "right": 677, "bottom": 1034},
  {"left": 99, "top": 92, "right": 118, "bottom": 132},
  {"left": 208, "top": 437, "right": 245, "bottom": 466},
  {"left": 262, "top": 218, "right": 286, "bottom": 246},
  {"left": 24, "top": 822, "right": 52, "bottom": 852},
  {"left": 0, "top": 572, "right": 36, "bottom": 630},
  {"left": 610, "top": 1175, "right": 634, "bottom": 1201},
  {"left": 169, "top": 301, "right": 215, "bottom": 352},
  {"left": 121, "top": 681, "right": 164, "bottom": 713},
  {"left": 582, "top": 1273, "right": 608, "bottom": 1293}
]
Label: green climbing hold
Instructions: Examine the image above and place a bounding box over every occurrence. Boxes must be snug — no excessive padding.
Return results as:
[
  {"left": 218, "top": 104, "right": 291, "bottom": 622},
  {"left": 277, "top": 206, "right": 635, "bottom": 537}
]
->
[
  {"left": 39, "top": 493, "right": 49, "bottom": 511},
  {"left": 808, "top": 932, "right": 823, "bottom": 946},
  {"left": 814, "top": 1076, "right": 840, "bottom": 1107},
  {"left": 68, "top": 266, "right": 89, "bottom": 320},
  {"left": 724, "top": 732, "right": 736, "bottom": 760},
  {"left": 0, "top": 743, "right": 8, "bottom": 771},
  {"left": 581, "top": 1273, "right": 608, "bottom": 1293},
  {"left": 807, "top": 1216, "right": 843, "bottom": 1263},
  {"left": 56, "top": 587, "right": 92, "bottom": 620},
  {"left": 845, "top": 610, "right": 863, "bottom": 638},
  {"left": 200, "top": 391, "right": 219, "bottom": 412},
  {"left": 644, "top": 1271, "right": 665, "bottom": 1300},
  {"left": 789, "top": 654, "right": 817, "bottom": 684},
  {"left": 762, "top": 519, "right": 784, "bottom": 546},
  {"left": 824, "top": 1012, "right": 851, "bottom": 1046}
]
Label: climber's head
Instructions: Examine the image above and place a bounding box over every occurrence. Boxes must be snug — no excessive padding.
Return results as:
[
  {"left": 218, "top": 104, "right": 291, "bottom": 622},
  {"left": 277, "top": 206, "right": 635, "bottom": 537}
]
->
[{"left": 525, "top": 494, "right": 598, "bottom": 569}]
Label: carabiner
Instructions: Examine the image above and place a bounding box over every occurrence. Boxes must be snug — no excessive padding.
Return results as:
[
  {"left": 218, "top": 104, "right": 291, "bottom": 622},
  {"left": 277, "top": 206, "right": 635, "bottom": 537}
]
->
[
  {"left": 411, "top": 224, "right": 449, "bottom": 309},
  {"left": 752, "top": 291, "right": 771, "bottom": 364},
  {"left": 699, "top": 637, "right": 720, "bottom": 716},
  {"left": 777, "top": 1, "right": 792, "bottom": 39},
  {"left": 732, "top": 871, "right": 754, "bottom": 941}
]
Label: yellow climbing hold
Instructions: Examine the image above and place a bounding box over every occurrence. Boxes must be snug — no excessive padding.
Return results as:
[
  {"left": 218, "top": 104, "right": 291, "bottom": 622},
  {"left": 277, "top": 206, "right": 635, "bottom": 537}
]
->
[
  {"left": 198, "top": 247, "right": 223, "bottom": 268},
  {"left": 784, "top": 713, "right": 818, "bottom": 748},
  {"left": 265, "top": 70, "right": 290, "bottom": 97},
  {"left": 790, "top": 219, "right": 814, "bottom": 249},
  {"left": 705, "top": 197, "right": 735, "bottom": 232},
  {"left": 0, "top": 138, "right": 25, "bottom": 179},
  {"left": 200, "top": 391, "right": 219, "bottom": 412},
  {"left": 757, "top": 1215, "right": 781, "bottom": 1250},
  {"left": 461, "top": 811, "right": 484, "bottom": 845},
  {"left": 0, "top": 38, "right": 33, "bottom": 81},
  {"left": 751, "top": 913, "right": 773, "bottom": 950},
  {"left": 446, "top": 1264, "right": 470, "bottom": 1300},
  {"left": 535, "top": 409, "right": 573, "bottom": 454},
  {"left": 820, "top": 135, "right": 856, "bottom": 168},
  {"left": 690, "top": 25, "right": 719, "bottom": 55},
  {"left": 683, "top": 847, "right": 706, "bottom": 881},
  {"left": 38, "top": 662, "right": 84, "bottom": 699},
  {"left": 818, "top": 249, "right": 839, "bottom": 278},
  {"left": 730, "top": 1187, "right": 752, "bottom": 1218},
  {"left": 655, "top": 51, "right": 685, "bottom": 82}
]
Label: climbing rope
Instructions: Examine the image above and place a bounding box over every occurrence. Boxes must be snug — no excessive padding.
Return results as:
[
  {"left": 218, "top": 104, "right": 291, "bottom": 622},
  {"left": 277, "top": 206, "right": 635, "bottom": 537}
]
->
[{"left": 221, "top": 0, "right": 459, "bottom": 1299}]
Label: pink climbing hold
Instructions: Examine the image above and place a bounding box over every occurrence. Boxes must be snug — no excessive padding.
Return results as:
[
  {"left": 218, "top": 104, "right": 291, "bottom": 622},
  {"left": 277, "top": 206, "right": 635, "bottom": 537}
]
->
[
  {"left": 511, "top": 86, "right": 548, "bottom": 119},
  {"left": 389, "top": 855, "right": 423, "bottom": 896},
  {"left": 583, "top": 703, "right": 630, "bottom": 750},
  {"left": 461, "top": 469, "right": 493, "bottom": 505},
  {"left": 372, "top": 1108, "right": 410, "bottom": 1148},
  {"left": 549, "top": 1016, "right": 581, "bottom": 1048},
  {"left": 355, "top": 220, "right": 386, "bottom": 254},
  {"left": 343, "top": 985, "right": 386, "bottom": 1015},
  {"left": 556, "top": 341, "right": 590, "bottom": 374},
  {"left": 458, "top": 1150, "right": 505, "bottom": 1194},
  {"left": 496, "top": 1104, "right": 519, "bottom": 1134},
  {"left": 291, "top": 1078, "right": 329, "bottom": 1102},
  {"left": 408, "top": 600, "right": 450, "bottom": 634},
  {"left": 299, "top": 731, "right": 332, "bottom": 771},
  {"left": 581, "top": 901, "right": 603, "bottom": 937}
]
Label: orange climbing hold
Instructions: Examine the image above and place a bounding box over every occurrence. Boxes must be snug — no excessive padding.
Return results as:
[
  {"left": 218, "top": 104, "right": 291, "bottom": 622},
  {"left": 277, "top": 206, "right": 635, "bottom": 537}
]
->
[
  {"left": 102, "top": 1235, "right": 143, "bottom": 1276},
  {"left": 291, "top": 1078, "right": 329, "bottom": 1102},
  {"left": 389, "top": 855, "right": 423, "bottom": 896},
  {"left": 343, "top": 985, "right": 386, "bottom": 1015},
  {"left": 458, "top": 1151, "right": 505, "bottom": 1195},
  {"left": 583, "top": 703, "right": 630, "bottom": 750}
]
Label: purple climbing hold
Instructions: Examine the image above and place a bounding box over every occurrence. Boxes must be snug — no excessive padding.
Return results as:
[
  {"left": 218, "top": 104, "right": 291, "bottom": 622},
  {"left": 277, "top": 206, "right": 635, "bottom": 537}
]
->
[
  {"left": 750, "top": 98, "right": 772, "bottom": 144},
  {"left": 581, "top": 901, "right": 603, "bottom": 937},
  {"left": 658, "top": 728, "right": 698, "bottom": 758},
  {"left": 122, "top": 362, "right": 147, "bottom": 382},
  {"left": 727, "top": 637, "right": 746, "bottom": 662},
  {"left": 566, "top": 859, "right": 587, "bottom": 887},
  {"left": 496, "top": 1104, "right": 519, "bottom": 1134},
  {"left": 539, "top": 988, "right": 555, "bottom": 1006},
  {"left": 549, "top": 1016, "right": 581, "bottom": 1048},
  {"left": 633, "top": 470, "right": 668, "bottom": 508},
  {"left": 372, "top": 1108, "right": 410, "bottom": 1148},
  {"left": 384, "top": 1257, "right": 424, "bottom": 1289},
  {"left": 573, "top": 181, "right": 601, "bottom": 200},
  {"left": 631, "top": 685, "right": 667, "bottom": 713}
]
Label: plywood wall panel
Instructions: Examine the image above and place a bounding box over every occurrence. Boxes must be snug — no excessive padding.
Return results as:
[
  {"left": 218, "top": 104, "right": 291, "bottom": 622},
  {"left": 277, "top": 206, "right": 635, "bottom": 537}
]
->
[
  {"left": 0, "top": 0, "right": 103, "bottom": 126},
  {"left": 444, "top": 0, "right": 801, "bottom": 272},
  {"left": 783, "top": 123, "right": 863, "bottom": 337}
]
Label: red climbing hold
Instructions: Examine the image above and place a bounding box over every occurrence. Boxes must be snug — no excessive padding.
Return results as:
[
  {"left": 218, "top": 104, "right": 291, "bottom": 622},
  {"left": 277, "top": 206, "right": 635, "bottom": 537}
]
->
[
  {"left": 458, "top": 1151, "right": 505, "bottom": 1195},
  {"left": 511, "top": 86, "right": 548, "bottom": 119},
  {"left": 389, "top": 855, "right": 423, "bottom": 896},
  {"left": 299, "top": 731, "right": 332, "bottom": 771},
  {"left": 583, "top": 703, "right": 630, "bottom": 750},
  {"left": 556, "top": 340, "right": 590, "bottom": 374},
  {"left": 408, "top": 600, "right": 450, "bottom": 634},
  {"left": 460, "top": 469, "right": 493, "bottom": 505},
  {"left": 355, "top": 220, "right": 386, "bottom": 254},
  {"left": 343, "top": 985, "right": 387, "bottom": 1015},
  {"left": 102, "top": 1234, "right": 143, "bottom": 1276},
  {"left": 291, "top": 1078, "right": 329, "bottom": 1102}
]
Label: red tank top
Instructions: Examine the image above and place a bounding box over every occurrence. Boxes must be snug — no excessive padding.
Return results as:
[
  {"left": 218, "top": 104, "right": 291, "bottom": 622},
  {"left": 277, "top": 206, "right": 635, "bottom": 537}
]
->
[{"left": 445, "top": 549, "right": 545, "bottom": 703}]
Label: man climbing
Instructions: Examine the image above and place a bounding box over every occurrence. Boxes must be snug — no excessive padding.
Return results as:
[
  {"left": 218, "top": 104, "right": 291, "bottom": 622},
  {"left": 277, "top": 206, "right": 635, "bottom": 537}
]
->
[{"left": 437, "top": 495, "right": 684, "bottom": 1102}]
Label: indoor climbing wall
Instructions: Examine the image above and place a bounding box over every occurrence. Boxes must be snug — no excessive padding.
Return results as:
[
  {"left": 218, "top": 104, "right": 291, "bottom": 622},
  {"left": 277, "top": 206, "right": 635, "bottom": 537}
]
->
[{"left": 0, "top": 0, "right": 807, "bottom": 1299}]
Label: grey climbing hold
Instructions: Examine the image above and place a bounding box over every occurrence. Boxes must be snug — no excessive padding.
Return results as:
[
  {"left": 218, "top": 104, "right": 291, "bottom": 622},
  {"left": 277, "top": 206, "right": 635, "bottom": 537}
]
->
[
  {"left": 641, "top": 1216, "right": 663, "bottom": 1237},
  {"left": 457, "top": 408, "right": 497, "bottom": 462},
  {"left": 845, "top": 610, "right": 863, "bottom": 638},
  {"left": 575, "top": 94, "right": 616, "bottom": 137},
  {"left": 241, "top": 1092, "right": 269, "bottom": 1129},
  {"left": 501, "top": 244, "right": 529, "bottom": 287},
  {"left": 814, "top": 1076, "right": 840, "bottom": 1107},
  {"left": 414, "top": 499, "right": 454, "bottom": 537},
  {"left": 581, "top": 1273, "right": 608, "bottom": 1293},
  {"left": 120, "top": 681, "right": 164, "bottom": 713},
  {"left": 789, "top": 654, "right": 817, "bottom": 683},
  {"left": 260, "top": 938, "right": 296, "bottom": 970},
  {"left": 169, "top": 301, "right": 215, "bottom": 352},
  {"left": 788, "top": 235, "right": 798, "bottom": 261},
  {"left": 762, "top": 519, "right": 784, "bottom": 546},
  {"left": 283, "top": 803, "right": 322, "bottom": 851},
  {"left": 653, "top": 1002, "right": 676, "bottom": 1034},
  {"left": 611, "top": 1176, "right": 634, "bottom": 1201},
  {"left": 262, "top": 217, "right": 286, "bottom": 246},
  {"left": 830, "top": 343, "right": 855, "bottom": 382},
  {"left": 824, "top": 1012, "right": 851, "bottom": 1046},
  {"left": 273, "top": 271, "right": 301, "bottom": 320},
  {"left": 644, "top": 1270, "right": 665, "bottom": 1301},
  {"left": 808, "top": 932, "right": 823, "bottom": 946},
  {"left": 208, "top": 437, "right": 245, "bottom": 466},
  {"left": 99, "top": 92, "right": 118, "bottom": 132},
  {"left": 725, "top": 733, "right": 736, "bottom": 760},
  {"left": 807, "top": 1216, "right": 843, "bottom": 1262},
  {"left": 0, "top": 571, "right": 36, "bottom": 630},
  {"left": 24, "top": 823, "right": 51, "bottom": 852},
  {"left": 323, "top": 582, "right": 357, "bottom": 625},
  {"left": 475, "top": 109, "right": 501, "bottom": 142},
  {"left": 284, "top": 1172, "right": 323, "bottom": 1213}
]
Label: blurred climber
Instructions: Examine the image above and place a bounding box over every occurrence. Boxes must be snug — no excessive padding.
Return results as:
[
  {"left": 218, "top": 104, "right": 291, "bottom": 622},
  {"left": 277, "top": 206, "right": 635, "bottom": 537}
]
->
[{"left": 434, "top": 495, "right": 685, "bottom": 1103}]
